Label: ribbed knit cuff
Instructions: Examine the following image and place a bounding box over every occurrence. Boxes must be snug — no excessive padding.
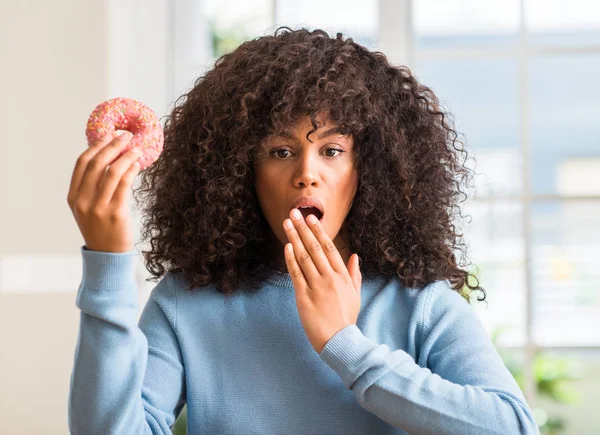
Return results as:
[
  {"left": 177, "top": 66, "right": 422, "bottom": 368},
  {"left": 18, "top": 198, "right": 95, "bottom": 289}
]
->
[
  {"left": 80, "top": 245, "right": 138, "bottom": 292},
  {"left": 319, "top": 324, "right": 379, "bottom": 389}
]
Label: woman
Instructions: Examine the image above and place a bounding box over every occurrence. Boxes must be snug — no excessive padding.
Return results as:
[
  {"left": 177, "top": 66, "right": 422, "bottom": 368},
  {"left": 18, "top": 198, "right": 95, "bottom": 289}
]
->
[{"left": 67, "top": 27, "right": 539, "bottom": 434}]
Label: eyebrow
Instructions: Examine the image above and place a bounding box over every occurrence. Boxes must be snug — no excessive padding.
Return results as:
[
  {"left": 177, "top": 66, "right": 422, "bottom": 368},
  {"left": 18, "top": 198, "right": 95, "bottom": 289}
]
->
[{"left": 275, "top": 127, "right": 347, "bottom": 141}]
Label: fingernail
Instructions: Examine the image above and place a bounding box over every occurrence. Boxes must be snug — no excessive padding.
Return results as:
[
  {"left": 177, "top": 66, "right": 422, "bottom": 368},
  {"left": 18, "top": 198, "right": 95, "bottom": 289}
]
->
[{"left": 291, "top": 209, "right": 302, "bottom": 220}]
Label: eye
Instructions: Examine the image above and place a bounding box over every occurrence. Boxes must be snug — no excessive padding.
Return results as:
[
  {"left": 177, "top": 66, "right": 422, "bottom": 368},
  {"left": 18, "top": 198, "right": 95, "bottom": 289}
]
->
[
  {"left": 271, "top": 149, "right": 291, "bottom": 159},
  {"left": 268, "top": 147, "right": 345, "bottom": 160},
  {"left": 324, "top": 147, "right": 344, "bottom": 158}
]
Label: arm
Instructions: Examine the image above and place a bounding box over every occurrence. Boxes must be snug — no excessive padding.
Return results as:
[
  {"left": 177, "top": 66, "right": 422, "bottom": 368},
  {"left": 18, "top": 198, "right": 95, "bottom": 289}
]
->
[
  {"left": 68, "top": 247, "right": 185, "bottom": 435},
  {"left": 319, "top": 280, "right": 539, "bottom": 435}
]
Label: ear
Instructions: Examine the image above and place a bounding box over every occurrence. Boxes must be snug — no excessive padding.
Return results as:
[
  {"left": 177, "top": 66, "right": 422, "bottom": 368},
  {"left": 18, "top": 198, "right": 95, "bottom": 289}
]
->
[{"left": 347, "top": 254, "right": 362, "bottom": 293}]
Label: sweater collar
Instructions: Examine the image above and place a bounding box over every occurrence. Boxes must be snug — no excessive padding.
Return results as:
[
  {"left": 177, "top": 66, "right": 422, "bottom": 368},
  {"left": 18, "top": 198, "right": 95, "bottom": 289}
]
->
[
  {"left": 264, "top": 271, "right": 295, "bottom": 289},
  {"left": 264, "top": 271, "right": 390, "bottom": 290}
]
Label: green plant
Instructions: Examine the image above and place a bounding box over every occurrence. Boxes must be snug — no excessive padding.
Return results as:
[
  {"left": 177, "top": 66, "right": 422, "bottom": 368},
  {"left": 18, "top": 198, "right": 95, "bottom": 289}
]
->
[
  {"left": 491, "top": 326, "right": 582, "bottom": 435},
  {"left": 462, "top": 264, "right": 583, "bottom": 434},
  {"left": 172, "top": 405, "right": 187, "bottom": 435}
]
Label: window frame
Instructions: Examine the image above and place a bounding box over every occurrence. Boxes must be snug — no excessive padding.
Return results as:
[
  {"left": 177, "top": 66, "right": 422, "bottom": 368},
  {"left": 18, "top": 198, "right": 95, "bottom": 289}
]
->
[{"left": 385, "top": 0, "right": 600, "bottom": 407}]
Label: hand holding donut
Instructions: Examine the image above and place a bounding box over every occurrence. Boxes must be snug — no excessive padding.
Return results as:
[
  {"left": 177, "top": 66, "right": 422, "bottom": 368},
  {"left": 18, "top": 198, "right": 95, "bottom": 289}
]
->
[{"left": 67, "top": 97, "right": 164, "bottom": 253}]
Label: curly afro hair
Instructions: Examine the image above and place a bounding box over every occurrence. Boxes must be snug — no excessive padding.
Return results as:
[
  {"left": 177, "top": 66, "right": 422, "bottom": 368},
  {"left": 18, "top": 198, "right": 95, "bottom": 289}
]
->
[{"left": 133, "top": 27, "right": 485, "bottom": 301}]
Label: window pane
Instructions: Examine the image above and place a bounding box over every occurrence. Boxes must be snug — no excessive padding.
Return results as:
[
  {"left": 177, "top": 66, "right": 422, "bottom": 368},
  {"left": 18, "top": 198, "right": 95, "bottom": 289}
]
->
[
  {"left": 462, "top": 201, "right": 526, "bottom": 346},
  {"left": 529, "top": 54, "right": 600, "bottom": 196},
  {"left": 526, "top": 0, "right": 600, "bottom": 47},
  {"left": 414, "top": 59, "right": 522, "bottom": 196},
  {"left": 413, "top": 0, "right": 520, "bottom": 50},
  {"left": 532, "top": 202, "right": 600, "bottom": 346},
  {"left": 535, "top": 350, "right": 599, "bottom": 434},
  {"left": 203, "top": 0, "right": 273, "bottom": 58},
  {"left": 275, "top": 0, "right": 378, "bottom": 48}
]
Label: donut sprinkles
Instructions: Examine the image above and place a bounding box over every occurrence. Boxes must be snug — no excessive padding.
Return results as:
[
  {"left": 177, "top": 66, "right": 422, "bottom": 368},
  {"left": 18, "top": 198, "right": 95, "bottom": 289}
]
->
[{"left": 85, "top": 97, "right": 164, "bottom": 170}]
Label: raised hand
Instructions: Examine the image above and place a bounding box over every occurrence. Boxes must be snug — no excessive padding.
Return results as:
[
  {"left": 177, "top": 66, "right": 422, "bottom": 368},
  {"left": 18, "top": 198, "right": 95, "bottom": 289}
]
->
[
  {"left": 67, "top": 132, "right": 141, "bottom": 253},
  {"left": 283, "top": 208, "right": 362, "bottom": 353}
]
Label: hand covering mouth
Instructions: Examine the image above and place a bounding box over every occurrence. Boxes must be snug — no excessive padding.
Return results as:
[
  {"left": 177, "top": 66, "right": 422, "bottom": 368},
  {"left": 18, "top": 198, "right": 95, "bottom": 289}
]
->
[{"left": 290, "top": 197, "right": 325, "bottom": 220}]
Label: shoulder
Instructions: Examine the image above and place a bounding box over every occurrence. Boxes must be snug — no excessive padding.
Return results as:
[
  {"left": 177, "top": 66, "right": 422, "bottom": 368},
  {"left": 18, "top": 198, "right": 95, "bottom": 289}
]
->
[
  {"left": 366, "top": 276, "right": 469, "bottom": 318},
  {"left": 146, "top": 271, "right": 183, "bottom": 328},
  {"left": 413, "top": 280, "right": 477, "bottom": 339},
  {"left": 421, "top": 280, "right": 471, "bottom": 315},
  {"left": 146, "top": 270, "right": 224, "bottom": 323},
  {"left": 369, "top": 276, "right": 472, "bottom": 331},
  {"left": 413, "top": 280, "right": 490, "bottom": 350},
  {"left": 384, "top": 278, "right": 469, "bottom": 316}
]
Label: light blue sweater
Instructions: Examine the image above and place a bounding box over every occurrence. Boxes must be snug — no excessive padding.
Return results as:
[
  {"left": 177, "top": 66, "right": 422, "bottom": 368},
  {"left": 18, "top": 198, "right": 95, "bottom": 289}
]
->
[{"left": 68, "top": 247, "right": 539, "bottom": 435}]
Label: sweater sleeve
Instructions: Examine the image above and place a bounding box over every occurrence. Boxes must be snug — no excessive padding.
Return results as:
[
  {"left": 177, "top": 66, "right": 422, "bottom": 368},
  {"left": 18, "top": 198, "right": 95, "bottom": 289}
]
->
[
  {"left": 68, "top": 247, "right": 186, "bottom": 435},
  {"left": 318, "top": 280, "right": 539, "bottom": 435}
]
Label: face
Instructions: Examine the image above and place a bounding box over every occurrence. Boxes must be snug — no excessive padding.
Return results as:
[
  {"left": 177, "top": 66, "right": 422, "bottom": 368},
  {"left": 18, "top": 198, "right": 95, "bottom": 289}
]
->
[{"left": 253, "top": 114, "right": 359, "bottom": 266}]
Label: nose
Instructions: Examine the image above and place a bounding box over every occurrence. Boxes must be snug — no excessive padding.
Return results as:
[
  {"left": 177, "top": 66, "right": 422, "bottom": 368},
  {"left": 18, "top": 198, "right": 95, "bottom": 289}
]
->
[{"left": 293, "top": 152, "right": 319, "bottom": 188}]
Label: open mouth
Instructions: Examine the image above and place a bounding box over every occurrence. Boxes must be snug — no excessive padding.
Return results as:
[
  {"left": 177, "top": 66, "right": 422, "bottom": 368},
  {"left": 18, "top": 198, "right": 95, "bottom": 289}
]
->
[{"left": 298, "top": 206, "right": 323, "bottom": 220}]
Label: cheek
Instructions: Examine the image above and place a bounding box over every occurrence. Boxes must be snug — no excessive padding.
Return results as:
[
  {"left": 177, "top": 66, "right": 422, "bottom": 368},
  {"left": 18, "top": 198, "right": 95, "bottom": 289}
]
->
[
  {"left": 254, "top": 168, "right": 276, "bottom": 201},
  {"left": 335, "top": 169, "right": 358, "bottom": 199},
  {"left": 254, "top": 169, "right": 285, "bottom": 223}
]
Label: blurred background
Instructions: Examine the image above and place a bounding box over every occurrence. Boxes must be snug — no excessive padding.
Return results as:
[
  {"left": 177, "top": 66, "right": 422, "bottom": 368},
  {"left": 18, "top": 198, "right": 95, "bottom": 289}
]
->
[{"left": 1, "top": 0, "right": 599, "bottom": 433}]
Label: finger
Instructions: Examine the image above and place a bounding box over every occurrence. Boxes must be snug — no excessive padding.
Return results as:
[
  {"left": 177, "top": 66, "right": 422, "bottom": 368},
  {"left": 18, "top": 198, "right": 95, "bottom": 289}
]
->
[
  {"left": 111, "top": 159, "right": 141, "bottom": 206},
  {"left": 288, "top": 209, "right": 330, "bottom": 275},
  {"left": 67, "top": 133, "right": 114, "bottom": 205},
  {"left": 304, "top": 212, "right": 348, "bottom": 275},
  {"left": 348, "top": 254, "right": 362, "bottom": 293},
  {"left": 283, "top": 216, "right": 320, "bottom": 283},
  {"left": 94, "top": 147, "right": 142, "bottom": 207},
  {"left": 284, "top": 242, "right": 309, "bottom": 292},
  {"left": 77, "top": 132, "right": 133, "bottom": 200}
]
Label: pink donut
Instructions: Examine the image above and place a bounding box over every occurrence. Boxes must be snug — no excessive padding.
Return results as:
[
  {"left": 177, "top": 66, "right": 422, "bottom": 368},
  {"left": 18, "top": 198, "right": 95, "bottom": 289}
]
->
[{"left": 85, "top": 97, "right": 164, "bottom": 170}]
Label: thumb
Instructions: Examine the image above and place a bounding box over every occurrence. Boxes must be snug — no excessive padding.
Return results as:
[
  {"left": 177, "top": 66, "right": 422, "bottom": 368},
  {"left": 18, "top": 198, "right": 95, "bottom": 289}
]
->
[{"left": 347, "top": 254, "right": 362, "bottom": 292}]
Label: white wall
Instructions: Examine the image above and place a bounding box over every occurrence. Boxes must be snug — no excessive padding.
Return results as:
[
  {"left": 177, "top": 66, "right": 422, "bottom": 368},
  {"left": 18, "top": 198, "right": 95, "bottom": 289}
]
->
[
  {"left": 0, "top": 1, "right": 209, "bottom": 433},
  {"left": 0, "top": 1, "right": 107, "bottom": 432}
]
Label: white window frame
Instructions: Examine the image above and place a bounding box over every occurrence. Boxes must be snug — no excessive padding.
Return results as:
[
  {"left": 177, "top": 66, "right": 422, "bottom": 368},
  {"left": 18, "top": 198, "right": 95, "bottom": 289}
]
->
[{"left": 382, "top": 0, "right": 600, "bottom": 407}]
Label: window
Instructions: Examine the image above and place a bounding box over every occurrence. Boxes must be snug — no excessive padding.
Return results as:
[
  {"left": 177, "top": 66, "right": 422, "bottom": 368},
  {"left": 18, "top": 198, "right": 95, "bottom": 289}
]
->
[
  {"left": 274, "top": 0, "right": 378, "bottom": 49},
  {"left": 203, "top": 0, "right": 272, "bottom": 58},
  {"left": 408, "top": 0, "right": 600, "bottom": 431},
  {"left": 202, "top": 0, "right": 378, "bottom": 60}
]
